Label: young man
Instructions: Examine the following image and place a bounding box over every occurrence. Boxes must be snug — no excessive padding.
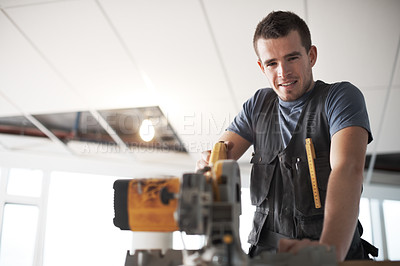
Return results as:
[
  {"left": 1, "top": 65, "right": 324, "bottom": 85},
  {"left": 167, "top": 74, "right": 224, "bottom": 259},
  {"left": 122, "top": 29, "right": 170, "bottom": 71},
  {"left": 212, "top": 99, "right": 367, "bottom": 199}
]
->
[{"left": 197, "top": 11, "right": 377, "bottom": 261}]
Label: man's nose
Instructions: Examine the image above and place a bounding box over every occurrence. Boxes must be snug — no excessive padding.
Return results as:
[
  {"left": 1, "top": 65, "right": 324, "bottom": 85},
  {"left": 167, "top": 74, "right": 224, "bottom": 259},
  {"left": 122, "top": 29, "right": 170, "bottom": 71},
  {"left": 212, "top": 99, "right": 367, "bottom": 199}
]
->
[{"left": 277, "top": 62, "right": 292, "bottom": 78}]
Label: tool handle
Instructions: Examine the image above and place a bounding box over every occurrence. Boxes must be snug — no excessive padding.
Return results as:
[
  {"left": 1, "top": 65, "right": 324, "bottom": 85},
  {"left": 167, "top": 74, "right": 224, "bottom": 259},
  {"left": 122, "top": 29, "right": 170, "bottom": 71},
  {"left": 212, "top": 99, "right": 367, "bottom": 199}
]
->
[
  {"left": 209, "top": 141, "right": 228, "bottom": 166},
  {"left": 208, "top": 141, "right": 228, "bottom": 202}
]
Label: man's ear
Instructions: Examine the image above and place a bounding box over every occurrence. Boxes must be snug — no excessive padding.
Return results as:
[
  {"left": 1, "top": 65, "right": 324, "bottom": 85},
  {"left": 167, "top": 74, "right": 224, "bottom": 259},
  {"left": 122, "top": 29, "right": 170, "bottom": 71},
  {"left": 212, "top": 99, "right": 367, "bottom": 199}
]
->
[
  {"left": 257, "top": 60, "right": 265, "bottom": 73},
  {"left": 309, "top": 45, "right": 317, "bottom": 67}
]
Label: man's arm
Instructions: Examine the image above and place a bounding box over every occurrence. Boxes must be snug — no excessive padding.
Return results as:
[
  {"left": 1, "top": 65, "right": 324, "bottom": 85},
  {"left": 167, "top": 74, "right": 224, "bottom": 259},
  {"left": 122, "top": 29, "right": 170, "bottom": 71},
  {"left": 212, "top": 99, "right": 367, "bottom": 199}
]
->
[
  {"left": 218, "top": 131, "right": 252, "bottom": 160},
  {"left": 279, "top": 126, "right": 368, "bottom": 261},
  {"left": 319, "top": 126, "right": 368, "bottom": 260},
  {"left": 196, "top": 131, "right": 251, "bottom": 170}
]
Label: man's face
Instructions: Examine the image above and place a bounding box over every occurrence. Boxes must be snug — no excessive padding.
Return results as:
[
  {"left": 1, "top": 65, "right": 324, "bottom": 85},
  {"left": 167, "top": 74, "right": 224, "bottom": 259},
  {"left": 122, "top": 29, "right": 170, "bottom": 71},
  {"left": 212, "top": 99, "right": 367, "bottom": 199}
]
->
[{"left": 256, "top": 30, "right": 317, "bottom": 102}]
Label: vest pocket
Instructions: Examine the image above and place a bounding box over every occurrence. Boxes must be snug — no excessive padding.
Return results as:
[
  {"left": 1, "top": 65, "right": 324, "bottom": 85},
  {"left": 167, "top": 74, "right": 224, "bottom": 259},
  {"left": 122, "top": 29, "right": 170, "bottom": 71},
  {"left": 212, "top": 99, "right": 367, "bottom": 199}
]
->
[
  {"left": 292, "top": 156, "right": 327, "bottom": 216},
  {"left": 248, "top": 209, "right": 268, "bottom": 245},
  {"left": 250, "top": 161, "right": 276, "bottom": 206},
  {"left": 296, "top": 214, "right": 324, "bottom": 240}
]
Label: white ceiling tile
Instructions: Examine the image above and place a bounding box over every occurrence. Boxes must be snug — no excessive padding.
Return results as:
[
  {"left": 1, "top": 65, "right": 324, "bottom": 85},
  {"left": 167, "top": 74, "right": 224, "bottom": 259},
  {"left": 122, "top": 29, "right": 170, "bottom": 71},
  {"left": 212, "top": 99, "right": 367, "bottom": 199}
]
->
[
  {"left": 0, "top": 94, "right": 21, "bottom": 116},
  {"left": 5, "top": 0, "right": 153, "bottom": 111},
  {"left": 98, "top": 0, "right": 242, "bottom": 153},
  {"left": 393, "top": 45, "right": 400, "bottom": 87},
  {"left": 376, "top": 87, "right": 400, "bottom": 153},
  {"left": 364, "top": 87, "right": 400, "bottom": 154},
  {"left": 98, "top": 0, "right": 237, "bottom": 112},
  {"left": 0, "top": 134, "right": 68, "bottom": 154},
  {"left": 363, "top": 88, "right": 386, "bottom": 153},
  {"left": 20, "top": 141, "right": 70, "bottom": 154},
  {"left": 0, "top": 0, "right": 399, "bottom": 160},
  {"left": 0, "top": 10, "right": 85, "bottom": 114},
  {"left": 202, "top": 0, "right": 307, "bottom": 107},
  {"left": 158, "top": 96, "right": 238, "bottom": 159},
  {"left": 309, "top": 0, "right": 400, "bottom": 88},
  {"left": 0, "top": 0, "right": 61, "bottom": 8}
]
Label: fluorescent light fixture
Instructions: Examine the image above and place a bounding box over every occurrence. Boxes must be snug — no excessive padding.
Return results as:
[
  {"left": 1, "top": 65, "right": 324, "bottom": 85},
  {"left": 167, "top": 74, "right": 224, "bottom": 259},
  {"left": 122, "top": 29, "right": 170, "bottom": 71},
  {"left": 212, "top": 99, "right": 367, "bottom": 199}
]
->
[{"left": 0, "top": 106, "right": 187, "bottom": 152}]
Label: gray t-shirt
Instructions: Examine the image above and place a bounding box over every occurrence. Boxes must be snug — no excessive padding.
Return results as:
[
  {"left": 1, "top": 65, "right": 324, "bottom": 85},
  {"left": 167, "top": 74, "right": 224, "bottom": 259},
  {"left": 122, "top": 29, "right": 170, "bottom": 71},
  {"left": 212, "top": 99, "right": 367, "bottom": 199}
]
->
[{"left": 227, "top": 81, "right": 372, "bottom": 147}]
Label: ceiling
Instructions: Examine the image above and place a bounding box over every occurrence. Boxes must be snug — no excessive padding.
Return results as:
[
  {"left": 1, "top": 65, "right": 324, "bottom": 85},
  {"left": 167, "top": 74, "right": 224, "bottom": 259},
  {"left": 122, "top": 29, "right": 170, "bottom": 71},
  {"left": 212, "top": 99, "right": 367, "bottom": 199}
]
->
[{"left": 0, "top": 0, "right": 399, "bottom": 168}]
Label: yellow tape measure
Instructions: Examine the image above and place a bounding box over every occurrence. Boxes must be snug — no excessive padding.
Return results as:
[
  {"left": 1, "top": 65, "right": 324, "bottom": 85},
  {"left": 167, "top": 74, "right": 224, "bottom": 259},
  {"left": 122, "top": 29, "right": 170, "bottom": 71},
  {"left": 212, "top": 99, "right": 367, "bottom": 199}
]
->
[{"left": 305, "top": 138, "right": 321, "bottom": 209}]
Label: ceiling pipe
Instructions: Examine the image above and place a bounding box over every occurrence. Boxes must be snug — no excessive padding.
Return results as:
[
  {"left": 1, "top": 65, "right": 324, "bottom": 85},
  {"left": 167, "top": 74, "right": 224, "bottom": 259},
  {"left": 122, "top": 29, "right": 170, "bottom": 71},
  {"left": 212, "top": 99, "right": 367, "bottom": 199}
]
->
[
  {"left": 365, "top": 34, "right": 400, "bottom": 184},
  {"left": 25, "top": 113, "right": 76, "bottom": 153},
  {"left": 88, "top": 109, "right": 131, "bottom": 153},
  {"left": 0, "top": 91, "right": 75, "bottom": 154}
]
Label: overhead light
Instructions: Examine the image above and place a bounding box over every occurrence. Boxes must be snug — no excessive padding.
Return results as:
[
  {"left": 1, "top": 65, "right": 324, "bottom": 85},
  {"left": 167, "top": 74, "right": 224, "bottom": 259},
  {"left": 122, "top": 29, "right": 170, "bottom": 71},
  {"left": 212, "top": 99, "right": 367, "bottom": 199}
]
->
[
  {"left": 139, "top": 119, "right": 155, "bottom": 142},
  {"left": 0, "top": 106, "right": 187, "bottom": 152}
]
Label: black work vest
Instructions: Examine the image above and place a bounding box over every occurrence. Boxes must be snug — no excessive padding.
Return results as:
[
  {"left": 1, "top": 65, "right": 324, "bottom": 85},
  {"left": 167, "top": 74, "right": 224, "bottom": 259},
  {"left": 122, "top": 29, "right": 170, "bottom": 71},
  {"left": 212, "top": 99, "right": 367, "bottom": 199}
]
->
[{"left": 247, "top": 81, "right": 370, "bottom": 259}]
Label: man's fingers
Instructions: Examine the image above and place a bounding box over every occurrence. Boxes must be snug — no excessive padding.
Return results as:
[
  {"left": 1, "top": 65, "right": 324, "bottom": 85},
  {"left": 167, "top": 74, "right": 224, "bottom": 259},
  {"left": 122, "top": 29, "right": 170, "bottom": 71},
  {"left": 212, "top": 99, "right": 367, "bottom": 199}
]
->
[
  {"left": 278, "top": 238, "right": 317, "bottom": 254},
  {"left": 223, "top": 141, "right": 234, "bottom": 159},
  {"left": 195, "top": 142, "right": 235, "bottom": 171},
  {"left": 201, "top": 150, "right": 211, "bottom": 161},
  {"left": 278, "top": 238, "right": 298, "bottom": 253},
  {"left": 195, "top": 150, "right": 211, "bottom": 171},
  {"left": 196, "top": 159, "right": 207, "bottom": 171},
  {"left": 224, "top": 141, "right": 234, "bottom": 151}
]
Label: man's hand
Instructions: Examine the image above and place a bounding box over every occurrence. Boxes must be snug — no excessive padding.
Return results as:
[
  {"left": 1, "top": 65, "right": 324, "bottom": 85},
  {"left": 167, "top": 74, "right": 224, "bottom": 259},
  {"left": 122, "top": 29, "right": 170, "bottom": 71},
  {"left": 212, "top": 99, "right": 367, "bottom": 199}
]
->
[
  {"left": 195, "top": 141, "right": 234, "bottom": 171},
  {"left": 278, "top": 238, "right": 330, "bottom": 255},
  {"left": 196, "top": 150, "right": 211, "bottom": 171},
  {"left": 195, "top": 131, "right": 251, "bottom": 171}
]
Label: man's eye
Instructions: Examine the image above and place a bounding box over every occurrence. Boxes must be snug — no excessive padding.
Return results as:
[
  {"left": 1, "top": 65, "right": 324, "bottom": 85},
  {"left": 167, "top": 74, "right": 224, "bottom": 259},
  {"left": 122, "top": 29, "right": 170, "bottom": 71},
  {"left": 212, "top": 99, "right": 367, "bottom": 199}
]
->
[
  {"left": 288, "top": 56, "right": 299, "bottom": 61},
  {"left": 267, "top": 62, "right": 277, "bottom": 67}
]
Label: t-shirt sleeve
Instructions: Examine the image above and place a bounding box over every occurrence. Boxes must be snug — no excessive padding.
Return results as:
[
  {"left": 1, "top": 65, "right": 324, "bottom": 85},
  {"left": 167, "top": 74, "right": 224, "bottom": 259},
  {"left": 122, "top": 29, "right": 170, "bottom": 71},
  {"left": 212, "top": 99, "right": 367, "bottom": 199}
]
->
[
  {"left": 226, "top": 90, "right": 265, "bottom": 144},
  {"left": 326, "top": 82, "right": 373, "bottom": 143}
]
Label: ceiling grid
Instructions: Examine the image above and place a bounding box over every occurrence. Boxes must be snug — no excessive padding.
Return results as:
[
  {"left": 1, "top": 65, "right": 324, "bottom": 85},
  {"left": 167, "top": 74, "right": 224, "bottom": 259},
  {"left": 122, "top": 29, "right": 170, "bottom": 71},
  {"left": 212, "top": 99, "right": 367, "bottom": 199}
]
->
[
  {"left": 0, "top": 2, "right": 132, "bottom": 156},
  {"left": 0, "top": 88, "right": 72, "bottom": 154},
  {"left": 0, "top": 0, "right": 398, "bottom": 171},
  {"left": 198, "top": 0, "right": 240, "bottom": 112},
  {"left": 366, "top": 34, "right": 400, "bottom": 184},
  {"left": 93, "top": 0, "right": 158, "bottom": 98}
]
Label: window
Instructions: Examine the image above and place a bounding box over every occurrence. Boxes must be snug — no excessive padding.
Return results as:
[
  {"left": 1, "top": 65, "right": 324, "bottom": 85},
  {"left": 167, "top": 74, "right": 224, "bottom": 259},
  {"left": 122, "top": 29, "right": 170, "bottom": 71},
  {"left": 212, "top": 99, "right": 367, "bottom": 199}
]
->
[
  {"left": 383, "top": 200, "right": 400, "bottom": 260},
  {"left": 240, "top": 188, "right": 255, "bottom": 252},
  {"left": 7, "top": 168, "right": 43, "bottom": 197},
  {"left": 43, "top": 171, "right": 131, "bottom": 266},
  {"left": 0, "top": 204, "right": 39, "bottom": 266},
  {"left": 0, "top": 167, "right": 44, "bottom": 266},
  {"left": 1, "top": 163, "right": 399, "bottom": 265},
  {"left": 359, "top": 197, "right": 373, "bottom": 243}
]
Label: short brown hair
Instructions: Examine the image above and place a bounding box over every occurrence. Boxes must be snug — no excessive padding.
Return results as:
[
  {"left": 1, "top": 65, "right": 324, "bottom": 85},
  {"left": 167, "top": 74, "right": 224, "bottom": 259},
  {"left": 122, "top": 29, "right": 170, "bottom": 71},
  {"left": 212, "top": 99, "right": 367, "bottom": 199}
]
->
[{"left": 253, "top": 11, "right": 312, "bottom": 57}]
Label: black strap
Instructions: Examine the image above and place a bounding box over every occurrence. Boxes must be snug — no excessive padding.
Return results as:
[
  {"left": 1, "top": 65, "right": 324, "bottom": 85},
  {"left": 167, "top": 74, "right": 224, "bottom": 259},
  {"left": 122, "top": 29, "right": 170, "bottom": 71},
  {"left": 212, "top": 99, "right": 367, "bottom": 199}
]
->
[
  {"left": 358, "top": 221, "right": 378, "bottom": 258},
  {"left": 361, "top": 239, "right": 379, "bottom": 257},
  {"left": 257, "top": 229, "right": 289, "bottom": 249}
]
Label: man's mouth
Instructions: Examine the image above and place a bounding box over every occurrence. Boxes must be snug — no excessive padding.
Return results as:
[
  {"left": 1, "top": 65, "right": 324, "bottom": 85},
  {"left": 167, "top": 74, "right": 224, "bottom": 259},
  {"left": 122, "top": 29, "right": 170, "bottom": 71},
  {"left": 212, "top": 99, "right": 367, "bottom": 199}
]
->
[{"left": 279, "top": 81, "right": 297, "bottom": 87}]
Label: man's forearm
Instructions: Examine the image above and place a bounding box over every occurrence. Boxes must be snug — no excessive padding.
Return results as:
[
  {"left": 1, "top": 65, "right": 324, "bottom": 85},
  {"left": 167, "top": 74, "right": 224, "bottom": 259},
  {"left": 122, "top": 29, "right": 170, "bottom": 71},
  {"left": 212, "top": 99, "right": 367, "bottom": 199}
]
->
[
  {"left": 319, "top": 126, "right": 368, "bottom": 261},
  {"left": 319, "top": 168, "right": 363, "bottom": 261},
  {"left": 218, "top": 131, "right": 251, "bottom": 160}
]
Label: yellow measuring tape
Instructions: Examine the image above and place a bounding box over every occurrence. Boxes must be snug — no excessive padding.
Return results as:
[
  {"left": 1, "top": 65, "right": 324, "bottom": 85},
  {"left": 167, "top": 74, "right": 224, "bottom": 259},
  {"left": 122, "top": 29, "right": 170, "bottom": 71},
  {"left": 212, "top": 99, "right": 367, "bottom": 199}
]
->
[{"left": 305, "top": 138, "right": 321, "bottom": 209}]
